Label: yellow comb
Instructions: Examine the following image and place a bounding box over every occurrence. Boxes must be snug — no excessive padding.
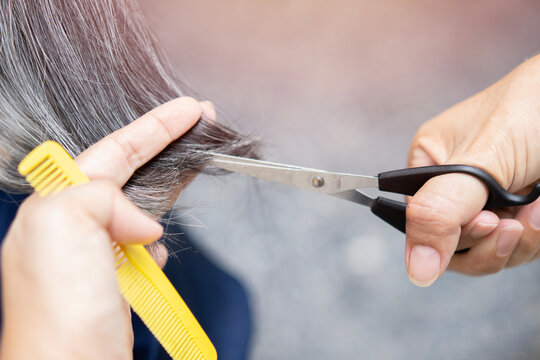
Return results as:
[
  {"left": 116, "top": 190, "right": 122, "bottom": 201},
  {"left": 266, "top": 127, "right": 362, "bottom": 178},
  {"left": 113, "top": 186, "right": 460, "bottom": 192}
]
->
[{"left": 18, "top": 141, "right": 217, "bottom": 360}]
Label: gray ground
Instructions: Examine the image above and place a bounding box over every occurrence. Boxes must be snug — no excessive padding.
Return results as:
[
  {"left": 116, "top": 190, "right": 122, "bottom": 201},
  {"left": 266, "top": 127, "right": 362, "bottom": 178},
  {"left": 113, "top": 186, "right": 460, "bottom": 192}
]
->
[{"left": 140, "top": 1, "right": 540, "bottom": 359}]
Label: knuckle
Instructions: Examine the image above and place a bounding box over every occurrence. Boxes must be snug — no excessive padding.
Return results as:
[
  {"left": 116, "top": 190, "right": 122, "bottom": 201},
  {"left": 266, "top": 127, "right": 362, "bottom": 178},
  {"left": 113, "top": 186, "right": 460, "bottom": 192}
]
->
[
  {"left": 145, "top": 112, "right": 174, "bottom": 142},
  {"left": 515, "top": 234, "right": 538, "bottom": 256},
  {"left": 108, "top": 133, "right": 142, "bottom": 173},
  {"left": 406, "top": 196, "right": 458, "bottom": 237},
  {"left": 453, "top": 254, "right": 505, "bottom": 276},
  {"left": 414, "top": 120, "right": 436, "bottom": 139},
  {"left": 474, "top": 257, "right": 505, "bottom": 275}
]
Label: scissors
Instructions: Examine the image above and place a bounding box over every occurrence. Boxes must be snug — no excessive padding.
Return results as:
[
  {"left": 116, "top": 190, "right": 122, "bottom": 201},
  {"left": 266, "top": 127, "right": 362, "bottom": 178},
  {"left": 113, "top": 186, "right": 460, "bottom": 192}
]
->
[{"left": 209, "top": 153, "right": 540, "bottom": 233}]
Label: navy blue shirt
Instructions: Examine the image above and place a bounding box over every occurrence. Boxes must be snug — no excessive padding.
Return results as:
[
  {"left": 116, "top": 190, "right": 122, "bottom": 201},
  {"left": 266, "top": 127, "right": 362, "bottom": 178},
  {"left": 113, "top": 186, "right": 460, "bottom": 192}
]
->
[{"left": 0, "top": 190, "right": 252, "bottom": 360}]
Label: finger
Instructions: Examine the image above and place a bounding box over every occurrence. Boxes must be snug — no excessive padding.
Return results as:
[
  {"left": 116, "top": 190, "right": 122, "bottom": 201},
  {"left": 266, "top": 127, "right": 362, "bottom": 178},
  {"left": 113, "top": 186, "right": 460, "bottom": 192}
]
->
[
  {"left": 106, "top": 186, "right": 164, "bottom": 244},
  {"left": 449, "top": 219, "right": 523, "bottom": 275},
  {"left": 505, "top": 198, "right": 540, "bottom": 267},
  {"left": 458, "top": 210, "right": 499, "bottom": 251},
  {"left": 75, "top": 97, "right": 202, "bottom": 186},
  {"left": 408, "top": 136, "right": 450, "bottom": 168},
  {"left": 146, "top": 243, "right": 169, "bottom": 269},
  {"left": 56, "top": 181, "right": 163, "bottom": 245},
  {"left": 199, "top": 100, "right": 216, "bottom": 122},
  {"left": 406, "top": 173, "right": 488, "bottom": 286}
]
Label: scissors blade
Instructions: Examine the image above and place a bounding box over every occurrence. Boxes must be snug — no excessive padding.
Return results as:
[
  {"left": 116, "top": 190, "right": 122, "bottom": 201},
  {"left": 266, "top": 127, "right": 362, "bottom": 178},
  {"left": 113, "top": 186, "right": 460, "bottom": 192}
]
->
[
  {"left": 332, "top": 189, "right": 374, "bottom": 207},
  {"left": 208, "top": 153, "right": 378, "bottom": 194}
]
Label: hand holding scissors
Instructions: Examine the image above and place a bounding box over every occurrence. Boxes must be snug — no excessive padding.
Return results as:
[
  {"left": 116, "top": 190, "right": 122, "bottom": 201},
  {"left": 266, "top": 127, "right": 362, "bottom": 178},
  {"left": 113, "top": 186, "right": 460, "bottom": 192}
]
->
[
  {"left": 210, "top": 154, "right": 540, "bottom": 233},
  {"left": 210, "top": 153, "right": 540, "bottom": 287}
]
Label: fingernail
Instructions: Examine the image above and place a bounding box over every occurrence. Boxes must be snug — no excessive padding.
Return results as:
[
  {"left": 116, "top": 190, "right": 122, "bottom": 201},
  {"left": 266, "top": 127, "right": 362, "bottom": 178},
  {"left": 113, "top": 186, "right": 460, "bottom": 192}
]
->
[
  {"left": 470, "top": 221, "right": 498, "bottom": 239},
  {"left": 408, "top": 245, "right": 441, "bottom": 287},
  {"left": 530, "top": 202, "right": 540, "bottom": 230},
  {"left": 496, "top": 225, "right": 522, "bottom": 257}
]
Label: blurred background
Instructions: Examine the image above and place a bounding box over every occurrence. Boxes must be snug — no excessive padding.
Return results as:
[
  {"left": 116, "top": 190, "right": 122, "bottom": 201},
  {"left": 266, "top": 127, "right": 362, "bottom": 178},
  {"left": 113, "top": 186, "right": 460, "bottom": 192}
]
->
[{"left": 140, "top": 1, "right": 540, "bottom": 359}]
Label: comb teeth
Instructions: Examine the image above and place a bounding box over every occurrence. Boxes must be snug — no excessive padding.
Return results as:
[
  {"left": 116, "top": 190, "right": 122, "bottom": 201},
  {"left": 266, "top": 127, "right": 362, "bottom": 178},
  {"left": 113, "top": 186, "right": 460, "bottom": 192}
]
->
[
  {"left": 18, "top": 141, "right": 91, "bottom": 189},
  {"left": 30, "top": 161, "right": 58, "bottom": 189},
  {"left": 116, "top": 245, "right": 214, "bottom": 360},
  {"left": 23, "top": 157, "right": 73, "bottom": 198},
  {"left": 26, "top": 157, "right": 53, "bottom": 182},
  {"left": 18, "top": 142, "right": 217, "bottom": 360}
]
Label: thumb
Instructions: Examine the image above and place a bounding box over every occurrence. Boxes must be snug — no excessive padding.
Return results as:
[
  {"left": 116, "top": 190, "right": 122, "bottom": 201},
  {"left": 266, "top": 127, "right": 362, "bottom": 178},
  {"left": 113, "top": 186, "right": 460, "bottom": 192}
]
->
[
  {"left": 59, "top": 181, "right": 164, "bottom": 245},
  {"left": 405, "top": 173, "right": 488, "bottom": 286},
  {"left": 73, "top": 181, "right": 167, "bottom": 268}
]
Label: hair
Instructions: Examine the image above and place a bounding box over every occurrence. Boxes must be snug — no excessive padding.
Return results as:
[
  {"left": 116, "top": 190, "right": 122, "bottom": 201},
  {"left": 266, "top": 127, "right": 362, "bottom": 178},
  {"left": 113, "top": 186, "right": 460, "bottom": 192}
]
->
[{"left": 0, "top": 0, "right": 260, "bottom": 218}]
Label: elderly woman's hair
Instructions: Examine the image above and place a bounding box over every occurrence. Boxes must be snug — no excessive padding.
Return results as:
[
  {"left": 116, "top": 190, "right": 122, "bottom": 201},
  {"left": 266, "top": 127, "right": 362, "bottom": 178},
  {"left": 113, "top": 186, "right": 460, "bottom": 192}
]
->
[{"left": 0, "top": 0, "right": 259, "bottom": 217}]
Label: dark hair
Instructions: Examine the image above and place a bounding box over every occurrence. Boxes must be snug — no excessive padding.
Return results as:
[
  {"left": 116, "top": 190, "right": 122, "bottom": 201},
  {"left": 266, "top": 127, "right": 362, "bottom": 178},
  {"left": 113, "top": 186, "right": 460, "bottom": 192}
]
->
[{"left": 0, "top": 0, "right": 260, "bottom": 217}]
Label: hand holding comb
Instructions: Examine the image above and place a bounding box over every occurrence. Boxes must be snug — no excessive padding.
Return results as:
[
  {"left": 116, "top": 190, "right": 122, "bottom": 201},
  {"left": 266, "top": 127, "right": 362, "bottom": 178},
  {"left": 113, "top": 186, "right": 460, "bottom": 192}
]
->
[{"left": 18, "top": 141, "right": 216, "bottom": 360}]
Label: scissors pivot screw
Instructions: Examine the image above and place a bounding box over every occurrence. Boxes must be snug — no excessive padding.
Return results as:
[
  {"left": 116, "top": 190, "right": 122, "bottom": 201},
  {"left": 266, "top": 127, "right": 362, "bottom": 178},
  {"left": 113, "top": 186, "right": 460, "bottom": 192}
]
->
[{"left": 312, "top": 176, "right": 325, "bottom": 188}]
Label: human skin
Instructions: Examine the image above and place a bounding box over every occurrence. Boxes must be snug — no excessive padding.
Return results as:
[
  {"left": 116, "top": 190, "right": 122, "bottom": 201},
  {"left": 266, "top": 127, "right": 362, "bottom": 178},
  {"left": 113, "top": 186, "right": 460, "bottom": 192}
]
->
[
  {"left": 0, "top": 97, "right": 214, "bottom": 359},
  {"left": 406, "top": 55, "right": 540, "bottom": 286}
]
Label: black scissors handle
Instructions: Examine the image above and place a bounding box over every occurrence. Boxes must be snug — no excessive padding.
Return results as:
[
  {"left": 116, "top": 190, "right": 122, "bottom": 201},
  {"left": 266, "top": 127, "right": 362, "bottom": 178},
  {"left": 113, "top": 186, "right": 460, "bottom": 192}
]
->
[{"left": 370, "top": 165, "right": 540, "bottom": 233}]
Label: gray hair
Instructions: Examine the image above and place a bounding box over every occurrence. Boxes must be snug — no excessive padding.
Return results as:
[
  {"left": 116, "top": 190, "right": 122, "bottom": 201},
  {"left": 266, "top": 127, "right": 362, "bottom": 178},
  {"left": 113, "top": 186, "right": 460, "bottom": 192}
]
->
[{"left": 0, "top": 0, "right": 260, "bottom": 218}]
